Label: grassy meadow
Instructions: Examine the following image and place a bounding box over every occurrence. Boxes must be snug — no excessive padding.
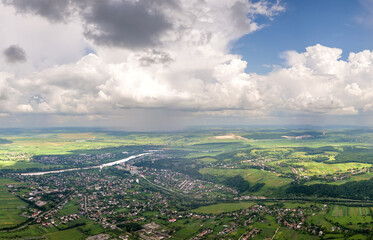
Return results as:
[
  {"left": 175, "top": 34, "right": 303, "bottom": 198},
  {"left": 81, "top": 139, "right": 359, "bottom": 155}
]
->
[
  {"left": 192, "top": 202, "right": 255, "bottom": 214},
  {"left": 199, "top": 168, "right": 292, "bottom": 187},
  {"left": 0, "top": 178, "right": 28, "bottom": 229}
]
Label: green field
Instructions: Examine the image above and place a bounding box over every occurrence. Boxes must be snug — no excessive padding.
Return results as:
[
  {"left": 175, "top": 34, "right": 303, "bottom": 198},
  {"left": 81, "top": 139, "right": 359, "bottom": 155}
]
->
[
  {"left": 275, "top": 227, "right": 318, "bottom": 240},
  {"left": 327, "top": 205, "right": 373, "bottom": 227},
  {"left": 199, "top": 168, "right": 292, "bottom": 187},
  {"left": 0, "top": 178, "right": 28, "bottom": 229},
  {"left": 0, "top": 222, "right": 105, "bottom": 240},
  {"left": 58, "top": 198, "right": 80, "bottom": 217},
  {"left": 197, "top": 157, "right": 218, "bottom": 163},
  {"left": 170, "top": 219, "right": 208, "bottom": 239},
  {"left": 192, "top": 202, "right": 255, "bottom": 214},
  {"left": 305, "top": 172, "right": 373, "bottom": 186},
  {"left": 297, "top": 161, "right": 371, "bottom": 176},
  {"left": 329, "top": 206, "right": 370, "bottom": 217},
  {"left": 44, "top": 227, "right": 87, "bottom": 240}
]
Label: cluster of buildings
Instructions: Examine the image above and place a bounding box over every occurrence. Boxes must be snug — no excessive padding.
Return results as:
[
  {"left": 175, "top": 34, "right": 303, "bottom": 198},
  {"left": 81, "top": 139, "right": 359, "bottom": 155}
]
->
[
  {"left": 4, "top": 153, "right": 331, "bottom": 239},
  {"left": 137, "top": 222, "right": 171, "bottom": 240},
  {"left": 241, "top": 228, "right": 261, "bottom": 239},
  {"left": 141, "top": 168, "right": 237, "bottom": 197}
]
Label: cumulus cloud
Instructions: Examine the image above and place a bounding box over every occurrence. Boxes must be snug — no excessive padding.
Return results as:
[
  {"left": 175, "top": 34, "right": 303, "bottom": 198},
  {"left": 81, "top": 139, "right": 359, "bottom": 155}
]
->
[
  {"left": 3, "top": 0, "right": 173, "bottom": 48},
  {"left": 2, "top": 0, "right": 373, "bottom": 128},
  {"left": 266, "top": 44, "right": 373, "bottom": 115},
  {"left": 3, "top": 44, "right": 26, "bottom": 63},
  {"left": 0, "top": 72, "right": 21, "bottom": 112},
  {"left": 8, "top": 44, "right": 373, "bottom": 119},
  {"left": 0, "top": 0, "right": 284, "bottom": 116},
  {"left": 80, "top": 0, "right": 172, "bottom": 48},
  {"left": 2, "top": 0, "right": 71, "bottom": 22},
  {"left": 2, "top": 0, "right": 281, "bottom": 49}
]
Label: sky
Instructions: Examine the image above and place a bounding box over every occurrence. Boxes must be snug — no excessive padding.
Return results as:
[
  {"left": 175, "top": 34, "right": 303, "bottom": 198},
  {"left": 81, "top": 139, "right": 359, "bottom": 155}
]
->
[{"left": 1, "top": 0, "right": 373, "bottom": 131}]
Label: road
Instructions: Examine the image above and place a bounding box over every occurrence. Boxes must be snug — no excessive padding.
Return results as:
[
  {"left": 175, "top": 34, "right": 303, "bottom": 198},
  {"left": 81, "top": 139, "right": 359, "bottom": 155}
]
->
[
  {"left": 271, "top": 226, "right": 281, "bottom": 240},
  {"left": 84, "top": 194, "right": 87, "bottom": 213}
]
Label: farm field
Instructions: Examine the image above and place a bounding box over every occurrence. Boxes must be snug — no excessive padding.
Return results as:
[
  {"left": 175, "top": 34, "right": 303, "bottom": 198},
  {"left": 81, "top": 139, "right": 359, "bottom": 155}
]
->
[
  {"left": 0, "top": 222, "right": 105, "bottom": 240},
  {"left": 199, "top": 168, "right": 292, "bottom": 187},
  {"left": 170, "top": 219, "right": 209, "bottom": 239},
  {"left": 0, "top": 178, "right": 28, "bottom": 229},
  {"left": 57, "top": 198, "right": 80, "bottom": 217},
  {"left": 192, "top": 202, "right": 255, "bottom": 214},
  {"left": 44, "top": 227, "right": 87, "bottom": 240},
  {"left": 327, "top": 205, "right": 373, "bottom": 227},
  {"left": 274, "top": 227, "right": 319, "bottom": 240},
  {"left": 294, "top": 161, "right": 371, "bottom": 176},
  {"left": 305, "top": 172, "right": 373, "bottom": 186}
]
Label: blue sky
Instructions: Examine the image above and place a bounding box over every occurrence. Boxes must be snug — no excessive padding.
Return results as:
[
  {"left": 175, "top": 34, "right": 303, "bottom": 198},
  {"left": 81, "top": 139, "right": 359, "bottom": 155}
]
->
[{"left": 234, "top": 0, "right": 373, "bottom": 74}]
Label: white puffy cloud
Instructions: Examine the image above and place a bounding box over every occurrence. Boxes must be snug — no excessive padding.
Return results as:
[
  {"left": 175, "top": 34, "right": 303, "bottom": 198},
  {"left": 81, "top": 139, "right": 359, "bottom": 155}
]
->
[
  {"left": 267, "top": 44, "right": 373, "bottom": 115},
  {"left": 1, "top": 0, "right": 373, "bottom": 128},
  {"left": 0, "top": 72, "right": 23, "bottom": 113},
  {"left": 10, "top": 44, "right": 373, "bottom": 118},
  {"left": 0, "top": 0, "right": 281, "bottom": 116}
]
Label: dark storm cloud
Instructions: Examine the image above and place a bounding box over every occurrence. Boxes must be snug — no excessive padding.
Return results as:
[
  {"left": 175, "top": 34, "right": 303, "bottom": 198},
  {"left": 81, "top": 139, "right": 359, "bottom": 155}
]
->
[
  {"left": 3, "top": 45, "right": 26, "bottom": 63},
  {"left": 80, "top": 0, "right": 172, "bottom": 48},
  {"left": 2, "top": 0, "right": 71, "bottom": 22},
  {"left": 2, "top": 0, "right": 173, "bottom": 48}
]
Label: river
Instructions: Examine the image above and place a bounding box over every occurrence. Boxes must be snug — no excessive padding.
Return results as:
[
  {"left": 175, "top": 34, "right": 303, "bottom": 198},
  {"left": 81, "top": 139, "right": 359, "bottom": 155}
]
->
[{"left": 20, "top": 152, "right": 150, "bottom": 176}]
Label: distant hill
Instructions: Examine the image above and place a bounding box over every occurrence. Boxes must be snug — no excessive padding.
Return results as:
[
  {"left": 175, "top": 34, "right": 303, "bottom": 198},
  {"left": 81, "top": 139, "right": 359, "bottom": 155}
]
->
[{"left": 0, "top": 138, "right": 12, "bottom": 144}]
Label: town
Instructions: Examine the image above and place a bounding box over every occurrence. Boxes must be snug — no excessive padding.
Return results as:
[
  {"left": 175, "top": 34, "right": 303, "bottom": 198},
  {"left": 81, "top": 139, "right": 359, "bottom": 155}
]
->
[{"left": 2, "top": 154, "right": 345, "bottom": 240}]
